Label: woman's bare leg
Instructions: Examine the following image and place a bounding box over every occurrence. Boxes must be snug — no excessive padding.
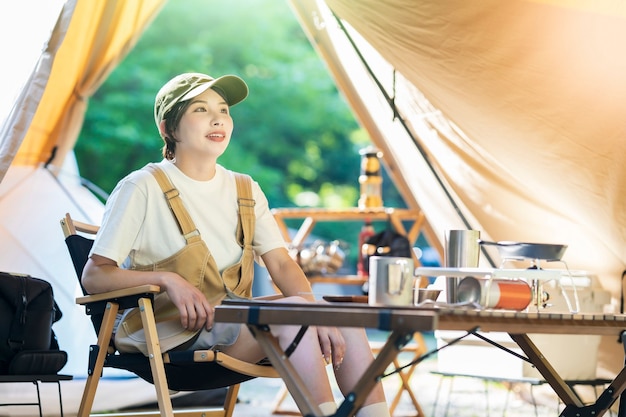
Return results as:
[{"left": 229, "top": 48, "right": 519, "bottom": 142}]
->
[
  {"left": 221, "top": 297, "right": 388, "bottom": 415},
  {"left": 221, "top": 298, "right": 335, "bottom": 408},
  {"left": 334, "top": 327, "right": 387, "bottom": 407}
]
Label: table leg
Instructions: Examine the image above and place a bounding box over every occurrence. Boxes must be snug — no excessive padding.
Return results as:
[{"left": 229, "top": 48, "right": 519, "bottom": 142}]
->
[
  {"left": 509, "top": 333, "right": 583, "bottom": 408},
  {"left": 510, "top": 333, "right": 626, "bottom": 417},
  {"left": 250, "top": 323, "right": 413, "bottom": 417},
  {"left": 249, "top": 324, "right": 323, "bottom": 417},
  {"left": 619, "top": 332, "right": 626, "bottom": 417}
]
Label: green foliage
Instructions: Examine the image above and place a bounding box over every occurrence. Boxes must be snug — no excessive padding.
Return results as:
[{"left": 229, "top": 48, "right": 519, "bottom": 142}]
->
[{"left": 75, "top": 0, "right": 406, "bottom": 268}]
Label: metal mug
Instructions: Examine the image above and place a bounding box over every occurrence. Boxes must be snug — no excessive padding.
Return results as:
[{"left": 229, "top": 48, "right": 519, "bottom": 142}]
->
[
  {"left": 444, "top": 229, "right": 480, "bottom": 303},
  {"left": 368, "top": 256, "right": 414, "bottom": 306}
]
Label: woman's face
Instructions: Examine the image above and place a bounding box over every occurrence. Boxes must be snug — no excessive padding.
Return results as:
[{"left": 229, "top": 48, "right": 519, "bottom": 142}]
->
[{"left": 173, "top": 87, "right": 234, "bottom": 160}]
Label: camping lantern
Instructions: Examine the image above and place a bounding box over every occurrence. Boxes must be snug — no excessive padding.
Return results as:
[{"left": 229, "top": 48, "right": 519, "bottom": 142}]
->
[{"left": 358, "top": 147, "right": 383, "bottom": 209}]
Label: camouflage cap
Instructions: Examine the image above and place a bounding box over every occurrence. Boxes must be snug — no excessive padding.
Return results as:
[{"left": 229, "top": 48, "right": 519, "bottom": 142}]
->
[{"left": 154, "top": 72, "right": 248, "bottom": 127}]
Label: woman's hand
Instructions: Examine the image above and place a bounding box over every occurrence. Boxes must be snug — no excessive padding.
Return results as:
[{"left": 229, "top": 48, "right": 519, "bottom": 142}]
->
[
  {"left": 262, "top": 248, "right": 346, "bottom": 367},
  {"left": 161, "top": 272, "right": 214, "bottom": 331},
  {"left": 83, "top": 256, "right": 213, "bottom": 331},
  {"left": 316, "top": 326, "right": 346, "bottom": 370}
]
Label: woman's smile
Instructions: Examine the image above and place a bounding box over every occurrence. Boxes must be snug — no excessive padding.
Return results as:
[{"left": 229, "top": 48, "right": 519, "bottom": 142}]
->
[{"left": 207, "top": 131, "right": 226, "bottom": 142}]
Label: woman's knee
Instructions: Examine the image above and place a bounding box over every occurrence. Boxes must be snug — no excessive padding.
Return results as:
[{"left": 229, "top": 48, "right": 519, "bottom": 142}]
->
[
  {"left": 221, "top": 326, "right": 265, "bottom": 362},
  {"left": 340, "top": 326, "right": 368, "bottom": 342},
  {"left": 271, "top": 322, "right": 315, "bottom": 340}
]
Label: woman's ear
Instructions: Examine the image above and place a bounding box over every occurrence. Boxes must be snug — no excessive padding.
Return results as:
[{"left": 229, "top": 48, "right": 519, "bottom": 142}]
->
[{"left": 159, "top": 120, "right": 168, "bottom": 138}]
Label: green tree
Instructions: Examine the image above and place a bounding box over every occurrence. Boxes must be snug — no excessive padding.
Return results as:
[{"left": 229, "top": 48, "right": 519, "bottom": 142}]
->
[
  {"left": 78, "top": 0, "right": 366, "bottom": 201},
  {"left": 76, "top": 0, "right": 405, "bottom": 268}
]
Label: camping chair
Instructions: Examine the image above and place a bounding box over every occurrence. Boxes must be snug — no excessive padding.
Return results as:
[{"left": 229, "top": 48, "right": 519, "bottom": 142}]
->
[{"left": 60, "top": 213, "right": 280, "bottom": 417}]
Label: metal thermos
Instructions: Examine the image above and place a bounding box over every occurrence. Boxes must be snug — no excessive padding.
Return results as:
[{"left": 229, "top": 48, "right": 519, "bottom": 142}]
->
[{"left": 444, "top": 229, "right": 480, "bottom": 303}]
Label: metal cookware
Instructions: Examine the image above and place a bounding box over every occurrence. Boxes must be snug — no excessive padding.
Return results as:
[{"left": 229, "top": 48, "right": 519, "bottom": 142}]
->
[
  {"left": 297, "top": 240, "right": 345, "bottom": 274},
  {"left": 368, "top": 256, "right": 414, "bottom": 306},
  {"left": 479, "top": 240, "right": 567, "bottom": 261},
  {"left": 415, "top": 288, "right": 442, "bottom": 304},
  {"left": 444, "top": 229, "right": 480, "bottom": 303}
]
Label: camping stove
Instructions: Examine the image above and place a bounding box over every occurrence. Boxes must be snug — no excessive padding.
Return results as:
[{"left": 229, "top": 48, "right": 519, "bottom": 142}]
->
[
  {"left": 498, "top": 257, "right": 581, "bottom": 313},
  {"left": 416, "top": 264, "right": 581, "bottom": 313}
]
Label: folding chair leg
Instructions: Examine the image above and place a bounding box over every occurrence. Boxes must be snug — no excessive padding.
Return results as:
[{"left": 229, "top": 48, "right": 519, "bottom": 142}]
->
[
  {"left": 77, "top": 302, "right": 119, "bottom": 417},
  {"left": 223, "top": 384, "right": 241, "bottom": 417},
  {"left": 271, "top": 384, "right": 300, "bottom": 415},
  {"left": 139, "top": 297, "right": 175, "bottom": 417},
  {"left": 33, "top": 380, "right": 43, "bottom": 417},
  {"left": 388, "top": 357, "right": 425, "bottom": 416}
]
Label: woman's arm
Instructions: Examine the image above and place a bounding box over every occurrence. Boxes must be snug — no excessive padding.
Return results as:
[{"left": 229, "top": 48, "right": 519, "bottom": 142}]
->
[
  {"left": 82, "top": 255, "right": 213, "bottom": 331},
  {"left": 261, "top": 247, "right": 315, "bottom": 302},
  {"left": 261, "top": 247, "right": 346, "bottom": 367},
  {"left": 82, "top": 254, "right": 165, "bottom": 293}
]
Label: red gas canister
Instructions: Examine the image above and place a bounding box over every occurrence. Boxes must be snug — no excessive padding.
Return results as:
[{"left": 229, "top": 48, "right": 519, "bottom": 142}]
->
[{"left": 457, "top": 276, "right": 532, "bottom": 310}]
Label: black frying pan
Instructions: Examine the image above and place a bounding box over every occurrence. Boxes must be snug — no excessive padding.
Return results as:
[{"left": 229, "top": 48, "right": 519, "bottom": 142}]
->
[{"left": 479, "top": 240, "right": 568, "bottom": 261}]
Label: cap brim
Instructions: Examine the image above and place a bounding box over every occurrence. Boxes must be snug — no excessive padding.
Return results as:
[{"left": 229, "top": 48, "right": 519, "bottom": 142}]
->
[{"left": 181, "top": 75, "right": 248, "bottom": 107}]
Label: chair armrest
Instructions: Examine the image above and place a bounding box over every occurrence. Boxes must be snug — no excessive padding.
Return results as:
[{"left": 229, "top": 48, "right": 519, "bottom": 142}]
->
[
  {"left": 76, "top": 284, "right": 161, "bottom": 305},
  {"left": 60, "top": 213, "right": 100, "bottom": 238},
  {"left": 163, "top": 350, "right": 280, "bottom": 379}
]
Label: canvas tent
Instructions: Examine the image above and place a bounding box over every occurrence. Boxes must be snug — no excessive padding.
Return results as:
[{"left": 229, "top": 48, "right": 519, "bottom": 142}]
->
[
  {"left": 289, "top": 0, "right": 626, "bottom": 376},
  {"left": 0, "top": 0, "right": 166, "bottom": 377},
  {"left": 0, "top": 0, "right": 624, "bottom": 397}
]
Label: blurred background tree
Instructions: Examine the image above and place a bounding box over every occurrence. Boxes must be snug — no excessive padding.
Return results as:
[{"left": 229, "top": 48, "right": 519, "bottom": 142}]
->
[{"left": 75, "top": 0, "right": 406, "bottom": 271}]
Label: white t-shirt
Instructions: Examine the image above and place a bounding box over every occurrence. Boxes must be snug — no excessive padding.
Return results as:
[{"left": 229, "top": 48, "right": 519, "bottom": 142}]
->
[{"left": 91, "top": 160, "right": 286, "bottom": 271}]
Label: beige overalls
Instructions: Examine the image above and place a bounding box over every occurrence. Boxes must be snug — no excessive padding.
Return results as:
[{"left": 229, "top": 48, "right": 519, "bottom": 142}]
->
[{"left": 115, "top": 164, "right": 256, "bottom": 354}]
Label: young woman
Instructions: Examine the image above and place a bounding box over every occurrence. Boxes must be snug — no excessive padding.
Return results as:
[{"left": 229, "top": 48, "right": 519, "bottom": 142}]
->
[{"left": 81, "top": 72, "right": 390, "bottom": 417}]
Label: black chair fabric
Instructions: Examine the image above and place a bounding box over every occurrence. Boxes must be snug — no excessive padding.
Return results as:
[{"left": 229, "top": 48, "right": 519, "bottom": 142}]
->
[
  {"left": 106, "top": 352, "right": 257, "bottom": 391},
  {"left": 64, "top": 231, "right": 260, "bottom": 392}
]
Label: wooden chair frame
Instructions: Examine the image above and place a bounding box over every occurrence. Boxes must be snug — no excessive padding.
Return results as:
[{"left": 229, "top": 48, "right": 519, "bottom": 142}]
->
[{"left": 60, "top": 213, "right": 279, "bottom": 417}]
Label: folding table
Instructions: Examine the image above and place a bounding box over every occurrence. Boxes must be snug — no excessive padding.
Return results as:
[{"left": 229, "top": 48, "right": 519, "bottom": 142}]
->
[{"left": 215, "top": 300, "right": 626, "bottom": 417}]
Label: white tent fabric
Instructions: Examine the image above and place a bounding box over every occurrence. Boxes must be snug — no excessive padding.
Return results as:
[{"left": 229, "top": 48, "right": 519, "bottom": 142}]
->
[
  {"left": 290, "top": 0, "right": 625, "bottom": 288},
  {"left": 289, "top": 0, "right": 626, "bottom": 375},
  {"left": 0, "top": 161, "right": 104, "bottom": 376}
]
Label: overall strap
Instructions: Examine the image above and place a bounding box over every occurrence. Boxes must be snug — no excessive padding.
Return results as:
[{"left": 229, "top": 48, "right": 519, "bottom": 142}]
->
[
  {"left": 145, "top": 164, "right": 200, "bottom": 243},
  {"left": 234, "top": 173, "right": 255, "bottom": 246}
]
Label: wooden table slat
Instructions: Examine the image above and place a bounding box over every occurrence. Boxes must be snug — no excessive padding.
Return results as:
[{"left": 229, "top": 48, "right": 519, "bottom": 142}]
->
[{"left": 216, "top": 301, "right": 626, "bottom": 336}]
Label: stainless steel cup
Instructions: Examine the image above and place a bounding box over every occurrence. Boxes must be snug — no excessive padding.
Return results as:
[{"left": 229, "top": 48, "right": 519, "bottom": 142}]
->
[
  {"left": 444, "top": 229, "right": 480, "bottom": 303},
  {"left": 368, "top": 256, "right": 414, "bottom": 306}
]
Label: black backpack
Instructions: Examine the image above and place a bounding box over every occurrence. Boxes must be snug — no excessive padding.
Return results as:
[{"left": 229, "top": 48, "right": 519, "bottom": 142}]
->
[
  {"left": 0, "top": 272, "right": 67, "bottom": 375},
  {"left": 362, "top": 229, "right": 413, "bottom": 274}
]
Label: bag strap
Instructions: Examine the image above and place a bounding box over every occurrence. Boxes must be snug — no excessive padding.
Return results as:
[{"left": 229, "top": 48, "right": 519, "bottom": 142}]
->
[
  {"left": 8, "top": 275, "right": 28, "bottom": 351},
  {"left": 145, "top": 164, "right": 201, "bottom": 243}
]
